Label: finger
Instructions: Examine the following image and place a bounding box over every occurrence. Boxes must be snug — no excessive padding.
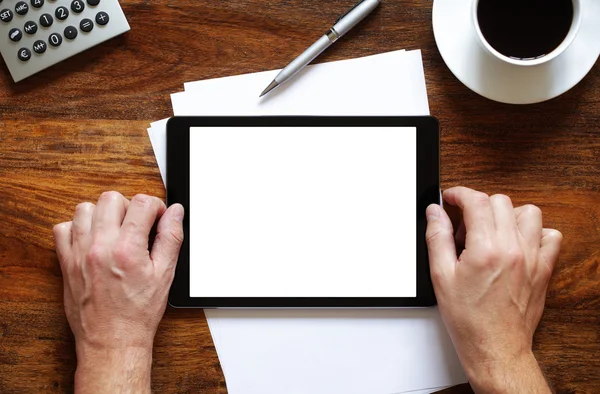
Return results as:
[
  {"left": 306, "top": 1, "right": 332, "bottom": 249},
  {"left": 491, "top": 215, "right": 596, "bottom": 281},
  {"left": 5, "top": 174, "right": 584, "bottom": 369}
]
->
[
  {"left": 151, "top": 204, "right": 185, "bottom": 272},
  {"left": 121, "top": 194, "right": 167, "bottom": 248},
  {"left": 539, "top": 229, "right": 563, "bottom": 273},
  {"left": 514, "top": 204, "right": 543, "bottom": 247},
  {"left": 425, "top": 204, "right": 457, "bottom": 283},
  {"left": 53, "top": 222, "right": 75, "bottom": 302},
  {"left": 92, "top": 191, "right": 129, "bottom": 237},
  {"left": 443, "top": 187, "right": 495, "bottom": 245},
  {"left": 526, "top": 228, "right": 562, "bottom": 333},
  {"left": 489, "top": 194, "right": 518, "bottom": 237},
  {"left": 53, "top": 221, "right": 73, "bottom": 263},
  {"left": 72, "top": 202, "right": 95, "bottom": 249}
]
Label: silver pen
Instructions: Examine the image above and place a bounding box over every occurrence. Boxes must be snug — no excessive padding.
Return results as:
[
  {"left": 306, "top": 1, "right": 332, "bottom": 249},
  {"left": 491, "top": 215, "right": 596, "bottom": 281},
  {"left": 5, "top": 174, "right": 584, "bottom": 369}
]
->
[{"left": 259, "top": 0, "right": 380, "bottom": 97}]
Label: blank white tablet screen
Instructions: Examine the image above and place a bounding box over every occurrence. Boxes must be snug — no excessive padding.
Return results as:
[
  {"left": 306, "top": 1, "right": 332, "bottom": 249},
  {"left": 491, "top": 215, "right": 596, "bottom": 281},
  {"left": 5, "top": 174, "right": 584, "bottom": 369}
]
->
[{"left": 189, "top": 127, "right": 416, "bottom": 298}]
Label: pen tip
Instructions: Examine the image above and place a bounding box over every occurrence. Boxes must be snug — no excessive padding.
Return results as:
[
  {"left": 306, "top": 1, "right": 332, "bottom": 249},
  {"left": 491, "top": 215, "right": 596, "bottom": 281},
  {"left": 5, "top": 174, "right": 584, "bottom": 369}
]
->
[{"left": 260, "top": 80, "right": 279, "bottom": 98}]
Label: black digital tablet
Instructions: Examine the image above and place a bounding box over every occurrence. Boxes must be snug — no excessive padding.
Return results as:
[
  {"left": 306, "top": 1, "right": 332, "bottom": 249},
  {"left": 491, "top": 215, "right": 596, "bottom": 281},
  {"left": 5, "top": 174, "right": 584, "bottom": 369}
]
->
[{"left": 167, "top": 116, "right": 440, "bottom": 308}]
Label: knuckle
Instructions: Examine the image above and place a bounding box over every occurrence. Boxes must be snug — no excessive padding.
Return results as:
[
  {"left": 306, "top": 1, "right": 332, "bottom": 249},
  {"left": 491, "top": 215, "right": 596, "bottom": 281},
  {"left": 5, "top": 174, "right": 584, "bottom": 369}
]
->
[
  {"left": 123, "top": 217, "right": 143, "bottom": 233},
  {"left": 85, "top": 243, "right": 105, "bottom": 266},
  {"left": 506, "top": 248, "right": 525, "bottom": 267},
  {"left": 472, "top": 191, "right": 490, "bottom": 205},
  {"left": 147, "top": 196, "right": 166, "bottom": 213},
  {"left": 169, "top": 227, "right": 185, "bottom": 245},
  {"left": 523, "top": 204, "right": 542, "bottom": 216},
  {"left": 425, "top": 226, "right": 446, "bottom": 245},
  {"left": 53, "top": 222, "right": 69, "bottom": 235},
  {"left": 546, "top": 229, "right": 563, "bottom": 243},
  {"left": 113, "top": 242, "right": 133, "bottom": 265},
  {"left": 155, "top": 228, "right": 184, "bottom": 256},
  {"left": 132, "top": 194, "right": 151, "bottom": 205},
  {"left": 154, "top": 197, "right": 167, "bottom": 211},
  {"left": 479, "top": 244, "right": 500, "bottom": 264},
  {"left": 99, "top": 190, "right": 122, "bottom": 202},
  {"left": 76, "top": 202, "right": 94, "bottom": 213},
  {"left": 490, "top": 194, "right": 511, "bottom": 205}
]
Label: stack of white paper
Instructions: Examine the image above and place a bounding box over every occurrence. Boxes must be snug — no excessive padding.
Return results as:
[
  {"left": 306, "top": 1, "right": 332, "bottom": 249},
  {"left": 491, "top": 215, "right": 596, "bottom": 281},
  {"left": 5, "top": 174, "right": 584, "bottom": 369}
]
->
[{"left": 147, "top": 50, "right": 467, "bottom": 394}]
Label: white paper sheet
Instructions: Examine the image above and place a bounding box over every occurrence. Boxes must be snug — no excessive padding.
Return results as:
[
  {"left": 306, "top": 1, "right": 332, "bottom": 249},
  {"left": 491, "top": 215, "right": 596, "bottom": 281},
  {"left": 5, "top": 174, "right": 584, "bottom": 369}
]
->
[
  {"left": 173, "top": 50, "right": 428, "bottom": 116},
  {"left": 205, "top": 309, "right": 464, "bottom": 394},
  {"left": 147, "top": 49, "right": 467, "bottom": 394},
  {"left": 147, "top": 125, "right": 167, "bottom": 184},
  {"left": 395, "top": 388, "right": 451, "bottom": 394}
]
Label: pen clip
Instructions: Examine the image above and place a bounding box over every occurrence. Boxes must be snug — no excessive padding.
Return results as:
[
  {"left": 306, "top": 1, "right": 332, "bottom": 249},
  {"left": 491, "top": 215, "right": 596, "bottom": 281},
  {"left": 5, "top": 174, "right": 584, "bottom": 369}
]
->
[{"left": 335, "top": 0, "right": 364, "bottom": 24}]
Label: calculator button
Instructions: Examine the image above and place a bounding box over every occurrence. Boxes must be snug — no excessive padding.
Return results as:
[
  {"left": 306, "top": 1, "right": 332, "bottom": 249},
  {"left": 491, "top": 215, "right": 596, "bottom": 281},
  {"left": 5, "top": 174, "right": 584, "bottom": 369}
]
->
[
  {"left": 64, "top": 25, "right": 77, "bottom": 39},
  {"left": 80, "top": 18, "right": 93, "bottom": 32},
  {"left": 33, "top": 39, "right": 46, "bottom": 53},
  {"left": 87, "top": 0, "right": 99, "bottom": 5},
  {"left": 9, "top": 28, "right": 22, "bottom": 42},
  {"left": 18, "top": 47, "right": 31, "bottom": 61},
  {"left": 55, "top": 6, "right": 68, "bottom": 20},
  {"left": 39, "top": 13, "right": 52, "bottom": 27},
  {"left": 70, "top": 0, "right": 84, "bottom": 13},
  {"left": 95, "top": 11, "right": 108, "bottom": 25},
  {"left": 30, "top": 0, "right": 44, "bottom": 8},
  {"left": 24, "top": 20, "right": 37, "bottom": 34},
  {"left": 15, "top": 1, "right": 28, "bottom": 15},
  {"left": 48, "top": 32, "right": 62, "bottom": 46},
  {"left": 0, "top": 9, "right": 13, "bottom": 22}
]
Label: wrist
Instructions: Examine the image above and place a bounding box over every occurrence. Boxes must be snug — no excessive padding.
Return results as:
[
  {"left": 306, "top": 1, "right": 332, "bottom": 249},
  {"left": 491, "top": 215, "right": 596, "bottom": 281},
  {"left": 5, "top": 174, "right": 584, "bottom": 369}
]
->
[
  {"left": 75, "top": 344, "right": 153, "bottom": 394},
  {"left": 466, "top": 350, "right": 550, "bottom": 394}
]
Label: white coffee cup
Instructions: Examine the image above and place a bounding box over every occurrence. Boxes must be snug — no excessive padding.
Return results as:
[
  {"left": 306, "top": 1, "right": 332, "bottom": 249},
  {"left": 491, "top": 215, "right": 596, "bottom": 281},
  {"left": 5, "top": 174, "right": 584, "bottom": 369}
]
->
[{"left": 472, "top": 0, "right": 582, "bottom": 66}]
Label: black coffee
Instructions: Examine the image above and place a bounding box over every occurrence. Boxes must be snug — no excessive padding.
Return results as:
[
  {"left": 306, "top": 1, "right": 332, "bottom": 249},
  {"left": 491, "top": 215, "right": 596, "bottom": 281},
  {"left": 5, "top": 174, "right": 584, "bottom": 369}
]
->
[{"left": 477, "top": 0, "right": 573, "bottom": 60}]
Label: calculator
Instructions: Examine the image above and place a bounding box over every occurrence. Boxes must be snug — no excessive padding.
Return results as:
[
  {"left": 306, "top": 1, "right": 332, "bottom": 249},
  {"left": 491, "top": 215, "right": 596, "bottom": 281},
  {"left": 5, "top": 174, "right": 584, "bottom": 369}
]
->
[{"left": 0, "top": 0, "right": 129, "bottom": 82}]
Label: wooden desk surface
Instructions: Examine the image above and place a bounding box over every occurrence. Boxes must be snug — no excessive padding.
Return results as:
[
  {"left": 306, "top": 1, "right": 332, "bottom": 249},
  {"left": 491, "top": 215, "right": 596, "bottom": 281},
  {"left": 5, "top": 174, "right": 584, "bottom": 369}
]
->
[{"left": 1, "top": 0, "right": 598, "bottom": 392}]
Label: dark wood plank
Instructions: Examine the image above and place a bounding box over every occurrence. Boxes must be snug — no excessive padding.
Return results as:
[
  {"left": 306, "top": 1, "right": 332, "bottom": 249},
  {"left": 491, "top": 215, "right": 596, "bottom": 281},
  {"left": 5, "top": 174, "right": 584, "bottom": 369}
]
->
[
  {"left": 1, "top": 0, "right": 599, "bottom": 392},
  {"left": 0, "top": 120, "right": 224, "bottom": 393}
]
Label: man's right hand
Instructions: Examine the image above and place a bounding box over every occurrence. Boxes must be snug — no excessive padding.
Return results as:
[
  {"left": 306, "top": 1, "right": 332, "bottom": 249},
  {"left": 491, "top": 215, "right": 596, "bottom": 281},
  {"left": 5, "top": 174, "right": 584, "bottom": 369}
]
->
[{"left": 425, "top": 187, "right": 562, "bottom": 394}]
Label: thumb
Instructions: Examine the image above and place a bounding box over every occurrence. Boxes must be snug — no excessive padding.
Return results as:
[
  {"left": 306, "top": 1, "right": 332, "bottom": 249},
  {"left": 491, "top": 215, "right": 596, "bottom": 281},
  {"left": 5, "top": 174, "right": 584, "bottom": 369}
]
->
[
  {"left": 151, "top": 203, "right": 184, "bottom": 271},
  {"left": 539, "top": 228, "right": 562, "bottom": 274},
  {"left": 425, "top": 204, "right": 457, "bottom": 283}
]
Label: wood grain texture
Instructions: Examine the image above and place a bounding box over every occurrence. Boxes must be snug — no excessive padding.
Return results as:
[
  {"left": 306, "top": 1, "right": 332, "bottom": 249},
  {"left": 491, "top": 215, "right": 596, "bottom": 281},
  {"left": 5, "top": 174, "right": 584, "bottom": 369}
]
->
[{"left": 0, "top": 0, "right": 599, "bottom": 392}]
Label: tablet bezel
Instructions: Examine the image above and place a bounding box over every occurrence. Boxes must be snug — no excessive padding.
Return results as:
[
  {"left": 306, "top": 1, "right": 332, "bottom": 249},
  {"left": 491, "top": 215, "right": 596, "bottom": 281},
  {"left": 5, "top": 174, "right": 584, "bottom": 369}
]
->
[{"left": 167, "top": 116, "right": 439, "bottom": 308}]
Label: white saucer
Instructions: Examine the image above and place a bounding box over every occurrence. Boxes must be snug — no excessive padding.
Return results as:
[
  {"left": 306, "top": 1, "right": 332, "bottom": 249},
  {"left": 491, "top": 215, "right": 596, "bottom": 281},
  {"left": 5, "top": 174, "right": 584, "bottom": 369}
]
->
[{"left": 432, "top": 0, "right": 600, "bottom": 104}]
